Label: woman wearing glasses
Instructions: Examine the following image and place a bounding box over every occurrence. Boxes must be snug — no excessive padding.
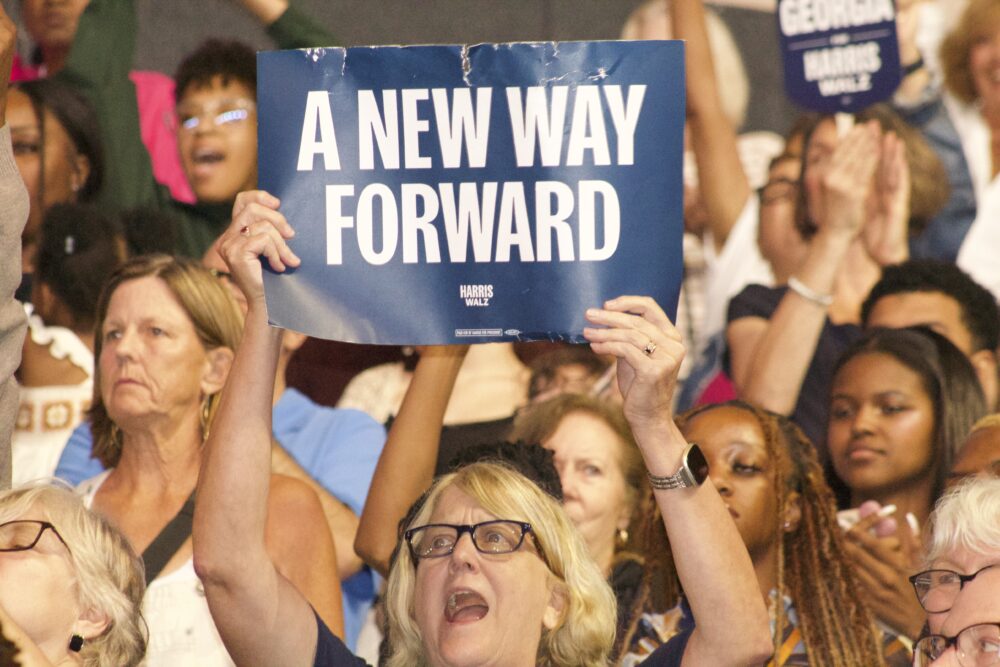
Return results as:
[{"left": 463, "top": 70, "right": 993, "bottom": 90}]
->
[
  {"left": 910, "top": 476, "right": 1000, "bottom": 666},
  {"left": 0, "top": 484, "right": 145, "bottom": 667},
  {"left": 192, "top": 190, "right": 772, "bottom": 667}
]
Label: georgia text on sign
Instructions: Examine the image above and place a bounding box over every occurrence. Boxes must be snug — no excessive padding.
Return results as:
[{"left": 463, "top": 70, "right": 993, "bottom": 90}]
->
[{"left": 779, "top": 0, "right": 894, "bottom": 36}]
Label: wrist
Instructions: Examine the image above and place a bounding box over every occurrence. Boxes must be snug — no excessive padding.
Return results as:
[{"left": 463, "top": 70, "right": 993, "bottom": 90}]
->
[
  {"left": 633, "top": 419, "right": 689, "bottom": 475},
  {"left": 901, "top": 56, "right": 924, "bottom": 77}
]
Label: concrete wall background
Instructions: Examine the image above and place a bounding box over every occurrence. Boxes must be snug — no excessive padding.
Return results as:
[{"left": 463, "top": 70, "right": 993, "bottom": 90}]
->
[{"left": 1, "top": 0, "right": 798, "bottom": 134}]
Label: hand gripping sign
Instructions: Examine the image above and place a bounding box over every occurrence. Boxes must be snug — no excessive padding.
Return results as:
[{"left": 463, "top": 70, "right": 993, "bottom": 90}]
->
[
  {"left": 257, "top": 41, "right": 684, "bottom": 345},
  {"left": 777, "top": 0, "right": 900, "bottom": 113}
]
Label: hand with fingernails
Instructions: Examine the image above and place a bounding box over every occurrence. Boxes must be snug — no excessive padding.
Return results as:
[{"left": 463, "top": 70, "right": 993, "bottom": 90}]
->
[
  {"left": 218, "top": 190, "right": 300, "bottom": 307},
  {"left": 583, "top": 296, "right": 685, "bottom": 436}
]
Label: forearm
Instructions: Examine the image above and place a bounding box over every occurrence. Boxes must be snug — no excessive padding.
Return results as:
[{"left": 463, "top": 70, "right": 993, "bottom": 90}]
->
[
  {"left": 673, "top": 0, "right": 749, "bottom": 248},
  {"left": 266, "top": 1, "right": 336, "bottom": 49},
  {"left": 735, "top": 231, "right": 851, "bottom": 413},
  {"left": 56, "top": 0, "right": 161, "bottom": 212},
  {"left": 355, "top": 347, "right": 466, "bottom": 576},
  {"left": 195, "top": 303, "right": 282, "bottom": 583},
  {"left": 636, "top": 420, "right": 772, "bottom": 666},
  {"left": 270, "top": 444, "right": 364, "bottom": 578}
]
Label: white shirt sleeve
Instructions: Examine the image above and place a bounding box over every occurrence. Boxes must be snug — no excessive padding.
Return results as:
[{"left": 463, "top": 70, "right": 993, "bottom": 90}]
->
[{"left": 700, "top": 194, "right": 775, "bottom": 344}]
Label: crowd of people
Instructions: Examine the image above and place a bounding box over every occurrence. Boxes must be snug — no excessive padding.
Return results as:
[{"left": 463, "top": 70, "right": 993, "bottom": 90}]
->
[{"left": 0, "top": 0, "right": 999, "bottom": 665}]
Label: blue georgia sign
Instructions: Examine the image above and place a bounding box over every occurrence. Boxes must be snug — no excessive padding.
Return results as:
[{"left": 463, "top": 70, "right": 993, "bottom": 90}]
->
[
  {"left": 257, "top": 41, "right": 684, "bottom": 344},
  {"left": 777, "top": 0, "right": 900, "bottom": 113}
]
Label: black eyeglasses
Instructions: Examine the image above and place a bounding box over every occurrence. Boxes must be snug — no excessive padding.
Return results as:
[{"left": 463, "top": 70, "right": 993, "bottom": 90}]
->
[
  {"left": 909, "top": 564, "right": 1000, "bottom": 613},
  {"left": 0, "top": 520, "right": 70, "bottom": 553},
  {"left": 913, "top": 622, "right": 1000, "bottom": 666},
  {"left": 404, "top": 520, "right": 535, "bottom": 562}
]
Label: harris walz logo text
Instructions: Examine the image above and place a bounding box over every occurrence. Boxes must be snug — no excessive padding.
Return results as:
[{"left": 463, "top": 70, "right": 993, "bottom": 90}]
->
[{"left": 460, "top": 284, "right": 493, "bottom": 307}]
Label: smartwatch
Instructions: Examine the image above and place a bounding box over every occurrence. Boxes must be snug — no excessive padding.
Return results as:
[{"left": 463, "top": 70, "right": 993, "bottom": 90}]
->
[{"left": 647, "top": 443, "right": 709, "bottom": 490}]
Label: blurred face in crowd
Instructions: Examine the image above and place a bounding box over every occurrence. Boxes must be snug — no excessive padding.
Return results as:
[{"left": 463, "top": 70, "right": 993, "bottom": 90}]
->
[
  {"left": 866, "top": 292, "right": 999, "bottom": 410},
  {"left": 828, "top": 352, "right": 937, "bottom": 503},
  {"left": 867, "top": 292, "right": 974, "bottom": 356},
  {"left": 412, "top": 485, "right": 560, "bottom": 667},
  {"left": 530, "top": 362, "right": 603, "bottom": 404},
  {"left": 948, "top": 426, "right": 1000, "bottom": 490},
  {"left": 7, "top": 88, "right": 88, "bottom": 262},
  {"left": 683, "top": 406, "right": 795, "bottom": 565},
  {"left": 21, "top": 0, "right": 90, "bottom": 53},
  {"left": 542, "top": 411, "right": 631, "bottom": 573},
  {"left": 969, "top": 26, "right": 1000, "bottom": 114},
  {"left": 176, "top": 76, "right": 258, "bottom": 204},
  {"left": 757, "top": 155, "right": 807, "bottom": 282}
]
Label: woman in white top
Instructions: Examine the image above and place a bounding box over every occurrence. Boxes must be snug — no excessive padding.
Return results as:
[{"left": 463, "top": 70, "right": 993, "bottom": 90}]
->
[
  {"left": 81, "top": 254, "right": 343, "bottom": 666},
  {"left": 15, "top": 204, "right": 126, "bottom": 485}
]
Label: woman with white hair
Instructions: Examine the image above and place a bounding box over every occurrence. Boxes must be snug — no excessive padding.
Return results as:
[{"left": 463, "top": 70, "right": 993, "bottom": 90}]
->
[
  {"left": 190, "top": 190, "right": 773, "bottom": 666},
  {"left": 910, "top": 476, "right": 1000, "bottom": 665},
  {"left": 0, "top": 484, "right": 146, "bottom": 667}
]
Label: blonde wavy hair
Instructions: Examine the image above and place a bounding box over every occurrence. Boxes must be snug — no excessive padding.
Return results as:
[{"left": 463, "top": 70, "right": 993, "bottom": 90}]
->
[
  {"left": 88, "top": 254, "right": 243, "bottom": 468},
  {"left": 0, "top": 484, "right": 146, "bottom": 667},
  {"left": 383, "top": 462, "right": 616, "bottom": 667}
]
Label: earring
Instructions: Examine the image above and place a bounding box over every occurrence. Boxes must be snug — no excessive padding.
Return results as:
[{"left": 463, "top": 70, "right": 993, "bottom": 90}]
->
[
  {"left": 616, "top": 528, "right": 629, "bottom": 548},
  {"left": 199, "top": 397, "right": 211, "bottom": 439},
  {"left": 69, "top": 634, "right": 84, "bottom": 652}
]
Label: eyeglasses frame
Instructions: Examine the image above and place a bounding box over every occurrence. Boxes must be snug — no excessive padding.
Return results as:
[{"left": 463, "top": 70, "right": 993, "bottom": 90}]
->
[
  {"left": 0, "top": 519, "right": 70, "bottom": 553},
  {"left": 909, "top": 563, "right": 1000, "bottom": 613},
  {"left": 914, "top": 621, "right": 1000, "bottom": 666},
  {"left": 404, "top": 519, "right": 539, "bottom": 564}
]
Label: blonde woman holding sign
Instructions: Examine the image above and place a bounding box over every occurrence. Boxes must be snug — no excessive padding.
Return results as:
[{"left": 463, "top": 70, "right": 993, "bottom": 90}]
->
[{"left": 193, "top": 189, "right": 772, "bottom": 667}]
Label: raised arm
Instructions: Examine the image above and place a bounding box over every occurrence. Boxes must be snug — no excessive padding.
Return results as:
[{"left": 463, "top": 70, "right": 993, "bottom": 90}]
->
[
  {"left": 0, "top": 6, "right": 28, "bottom": 490},
  {"left": 584, "top": 297, "right": 771, "bottom": 666},
  {"left": 354, "top": 345, "right": 468, "bottom": 577},
  {"left": 670, "top": 0, "right": 749, "bottom": 250},
  {"left": 194, "top": 190, "right": 325, "bottom": 667},
  {"left": 893, "top": 0, "right": 933, "bottom": 108},
  {"left": 234, "top": 0, "right": 337, "bottom": 49},
  {"left": 728, "top": 121, "right": 881, "bottom": 414},
  {"left": 55, "top": 0, "right": 167, "bottom": 213}
]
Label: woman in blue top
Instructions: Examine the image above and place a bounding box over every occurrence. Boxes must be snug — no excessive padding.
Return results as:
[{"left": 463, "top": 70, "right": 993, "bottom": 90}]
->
[{"left": 191, "top": 189, "right": 773, "bottom": 667}]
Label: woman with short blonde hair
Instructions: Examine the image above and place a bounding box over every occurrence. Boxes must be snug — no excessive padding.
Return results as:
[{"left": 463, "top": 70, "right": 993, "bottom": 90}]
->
[
  {"left": 0, "top": 483, "right": 146, "bottom": 667},
  {"left": 384, "top": 462, "right": 617, "bottom": 667}
]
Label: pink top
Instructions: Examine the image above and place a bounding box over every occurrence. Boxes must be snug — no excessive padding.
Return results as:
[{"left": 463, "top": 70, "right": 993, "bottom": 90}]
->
[{"left": 12, "top": 54, "right": 195, "bottom": 203}]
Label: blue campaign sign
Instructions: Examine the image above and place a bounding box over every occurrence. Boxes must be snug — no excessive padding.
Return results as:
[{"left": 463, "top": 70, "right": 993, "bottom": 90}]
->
[
  {"left": 777, "top": 0, "right": 900, "bottom": 113},
  {"left": 257, "top": 41, "right": 684, "bottom": 345}
]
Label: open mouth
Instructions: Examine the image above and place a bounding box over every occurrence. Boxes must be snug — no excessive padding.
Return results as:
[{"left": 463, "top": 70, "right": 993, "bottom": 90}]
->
[
  {"left": 192, "top": 148, "right": 225, "bottom": 166},
  {"left": 444, "top": 590, "right": 489, "bottom": 623}
]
